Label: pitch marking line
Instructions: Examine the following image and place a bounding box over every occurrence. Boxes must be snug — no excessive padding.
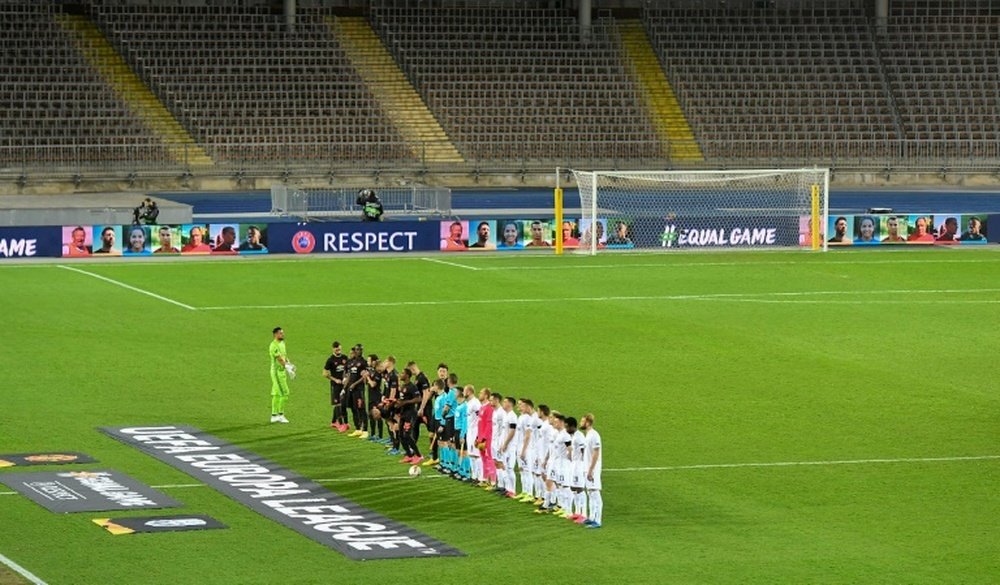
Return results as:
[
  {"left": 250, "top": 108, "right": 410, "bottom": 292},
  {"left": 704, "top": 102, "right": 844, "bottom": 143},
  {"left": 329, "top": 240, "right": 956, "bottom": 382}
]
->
[
  {"left": 3, "top": 454, "right": 994, "bottom": 497},
  {"left": 469, "top": 258, "right": 1000, "bottom": 271},
  {"left": 198, "top": 287, "right": 1000, "bottom": 311},
  {"left": 420, "top": 257, "right": 480, "bottom": 271},
  {"left": 0, "top": 552, "right": 49, "bottom": 585},
  {"left": 57, "top": 265, "right": 197, "bottom": 311},
  {"left": 606, "top": 454, "right": 1000, "bottom": 473}
]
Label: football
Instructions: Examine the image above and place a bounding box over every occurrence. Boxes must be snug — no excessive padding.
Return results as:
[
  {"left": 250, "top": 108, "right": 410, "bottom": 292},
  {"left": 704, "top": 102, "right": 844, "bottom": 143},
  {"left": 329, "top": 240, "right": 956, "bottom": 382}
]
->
[{"left": 408, "top": 464, "right": 422, "bottom": 478}]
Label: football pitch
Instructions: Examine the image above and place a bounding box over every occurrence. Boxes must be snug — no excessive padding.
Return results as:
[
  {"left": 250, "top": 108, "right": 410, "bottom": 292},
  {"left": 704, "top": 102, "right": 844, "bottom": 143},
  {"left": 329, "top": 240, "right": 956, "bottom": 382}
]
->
[{"left": 1, "top": 249, "right": 999, "bottom": 584}]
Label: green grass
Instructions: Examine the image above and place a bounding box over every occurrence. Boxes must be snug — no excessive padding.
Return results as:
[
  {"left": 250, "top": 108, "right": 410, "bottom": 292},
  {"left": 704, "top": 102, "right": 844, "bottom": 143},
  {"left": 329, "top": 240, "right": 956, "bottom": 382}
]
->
[{"left": 1, "top": 250, "right": 999, "bottom": 584}]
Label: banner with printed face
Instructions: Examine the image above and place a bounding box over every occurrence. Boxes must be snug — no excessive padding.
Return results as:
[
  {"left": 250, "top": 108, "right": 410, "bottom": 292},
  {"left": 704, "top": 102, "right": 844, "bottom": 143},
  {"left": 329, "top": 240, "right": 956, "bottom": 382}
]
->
[
  {"left": 99, "top": 425, "right": 464, "bottom": 561},
  {"left": 819, "top": 214, "right": 989, "bottom": 247},
  {"left": 3, "top": 215, "right": 995, "bottom": 260},
  {"left": 444, "top": 216, "right": 799, "bottom": 250},
  {"left": 59, "top": 224, "right": 271, "bottom": 257}
]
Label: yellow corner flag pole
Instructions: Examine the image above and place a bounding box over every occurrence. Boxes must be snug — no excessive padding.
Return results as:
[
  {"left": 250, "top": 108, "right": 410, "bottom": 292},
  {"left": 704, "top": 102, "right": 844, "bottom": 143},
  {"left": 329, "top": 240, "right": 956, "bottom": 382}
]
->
[
  {"left": 555, "top": 168, "right": 564, "bottom": 255},
  {"left": 810, "top": 184, "right": 820, "bottom": 251}
]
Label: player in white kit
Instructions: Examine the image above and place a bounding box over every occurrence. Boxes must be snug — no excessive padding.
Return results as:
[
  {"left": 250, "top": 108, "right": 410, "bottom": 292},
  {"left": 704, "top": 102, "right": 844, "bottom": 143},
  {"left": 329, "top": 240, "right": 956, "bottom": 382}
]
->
[
  {"left": 566, "top": 416, "right": 588, "bottom": 524},
  {"left": 581, "top": 413, "right": 602, "bottom": 528},
  {"left": 530, "top": 404, "right": 551, "bottom": 506},
  {"left": 515, "top": 399, "right": 536, "bottom": 503},
  {"left": 489, "top": 392, "right": 505, "bottom": 492},
  {"left": 463, "top": 385, "right": 482, "bottom": 483},
  {"left": 495, "top": 396, "right": 519, "bottom": 498},
  {"left": 552, "top": 413, "right": 573, "bottom": 516}
]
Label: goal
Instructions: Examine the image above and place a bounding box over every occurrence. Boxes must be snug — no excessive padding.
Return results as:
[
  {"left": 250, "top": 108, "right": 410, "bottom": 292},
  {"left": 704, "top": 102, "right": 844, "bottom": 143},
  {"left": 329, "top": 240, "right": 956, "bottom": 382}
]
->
[
  {"left": 569, "top": 168, "right": 830, "bottom": 254},
  {"left": 270, "top": 185, "right": 452, "bottom": 220}
]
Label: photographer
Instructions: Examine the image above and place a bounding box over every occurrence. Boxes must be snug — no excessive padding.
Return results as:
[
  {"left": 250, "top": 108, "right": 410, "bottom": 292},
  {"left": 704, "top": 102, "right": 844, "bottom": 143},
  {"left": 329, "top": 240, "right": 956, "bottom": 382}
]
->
[
  {"left": 132, "top": 197, "right": 159, "bottom": 225},
  {"left": 357, "top": 189, "right": 383, "bottom": 222}
]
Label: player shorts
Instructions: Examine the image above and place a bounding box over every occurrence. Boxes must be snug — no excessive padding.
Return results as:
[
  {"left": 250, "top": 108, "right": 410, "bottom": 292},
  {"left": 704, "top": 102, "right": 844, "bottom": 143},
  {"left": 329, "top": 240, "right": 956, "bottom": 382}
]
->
[
  {"left": 270, "top": 372, "right": 289, "bottom": 397},
  {"left": 569, "top": 463, "right": 585, "bottom": 489},
  {"left": 367, "top": 390, "right": 383, "bottom": 410},
  {"left": 442, "top": 417, "right": 456, "bottom": 442},
  {"left": 349, "top": 388, "right": 365, "bottom": 409},
  {"left": 516, "top": 450, "right": 530, "bottom": 471},
  {"left": 532, "top": 451, "right": 545, "bottom": 475},
  {"left": 556, "top": 461, "right": 571, "bottom": 485},
  {"left": 330, "top": 386, "right": 344, "bottom": 406},
  {"left": 501, "top": 448, "right": 517, "bottom": 471},
  {"left": 585, "top": 469, "right": 602, "bottom": 491},
  {"left": 465, "top": 434, "right": 480, "bottom": 458}
]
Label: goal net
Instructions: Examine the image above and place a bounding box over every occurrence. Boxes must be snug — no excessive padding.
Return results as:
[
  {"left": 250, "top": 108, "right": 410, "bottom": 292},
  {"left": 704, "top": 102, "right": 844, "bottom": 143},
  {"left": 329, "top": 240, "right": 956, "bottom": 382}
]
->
[
  {"left": 570, "top": 168, "right": 829, "bottom": 254},
  {"left": 270, "top": 185, "right": 452, "bottom": 220}
]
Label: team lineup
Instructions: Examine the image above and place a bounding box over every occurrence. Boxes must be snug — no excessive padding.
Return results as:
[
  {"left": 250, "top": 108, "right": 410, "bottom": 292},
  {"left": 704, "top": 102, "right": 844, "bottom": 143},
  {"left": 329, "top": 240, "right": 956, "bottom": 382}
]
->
[{"left": 268, "top": 327, "right": 604, "bottom": 528}]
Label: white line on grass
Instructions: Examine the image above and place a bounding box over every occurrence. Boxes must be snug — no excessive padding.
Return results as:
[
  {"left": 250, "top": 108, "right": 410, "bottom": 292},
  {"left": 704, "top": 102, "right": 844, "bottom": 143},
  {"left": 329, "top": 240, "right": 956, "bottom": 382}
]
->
[
  {"left": 606, "top": 454, "right": 1000, "bottom": 473},
  {"left": 56, "top": 265, "right": 197, "bottom": 310},
  {"left": 708, "top": 299, "right": 1000, "bottom": 305},
  {"left": 4, "top": 454, "right": 992, "bottom": 496},
  {"left": 198, "top": 287, "right": 1000, "bottom": 311},
  {"left": 470, "top": 257, "right": 1000, "bottom": 271},
  {"left": 0, "top": 552, "right": 49, "bottom": 585},
  {"left": 420, "top": 257, "right": 480, "bottom": 271}
]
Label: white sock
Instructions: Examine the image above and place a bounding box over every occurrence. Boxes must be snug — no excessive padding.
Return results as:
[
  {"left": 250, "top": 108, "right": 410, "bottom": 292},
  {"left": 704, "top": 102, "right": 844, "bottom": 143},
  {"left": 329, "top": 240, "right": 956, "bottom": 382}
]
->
[
  {"left": 535, "top": 476, "right": 544, "bottom": 499},
  {"left": 496, "top": 467, "right": 506, "bottom": 490},
  {"left": 588, "top": 489, "right": 602, "bottom": 524},
  {"left": 574, "top": 490, "right": 587, "bottom": 516},
  {"left": 506, "top": 468, "right": 516, "bottom": 493}
]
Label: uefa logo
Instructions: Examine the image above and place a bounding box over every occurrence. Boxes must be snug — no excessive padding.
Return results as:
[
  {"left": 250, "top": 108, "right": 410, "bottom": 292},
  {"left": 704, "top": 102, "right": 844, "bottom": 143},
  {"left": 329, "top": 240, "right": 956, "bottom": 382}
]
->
[
  {"left": 145, "top": 518, "right": 206, "bottom": 528},
  {"left": 291, "top": 230, "right": 315, "bottom": 254}
]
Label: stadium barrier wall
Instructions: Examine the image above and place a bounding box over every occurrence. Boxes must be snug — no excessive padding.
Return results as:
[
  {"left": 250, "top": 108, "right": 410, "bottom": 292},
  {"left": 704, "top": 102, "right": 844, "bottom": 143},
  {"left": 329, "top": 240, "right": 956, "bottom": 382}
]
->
[{"left": 1, "top": 215, "right": 995, "bottom": 259}]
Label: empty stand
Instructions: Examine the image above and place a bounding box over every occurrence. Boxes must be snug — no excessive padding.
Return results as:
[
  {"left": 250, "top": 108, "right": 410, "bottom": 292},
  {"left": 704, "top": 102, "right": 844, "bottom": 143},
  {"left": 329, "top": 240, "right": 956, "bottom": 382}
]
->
[
  {"left": 92, "top": 1, "right": 414, "bottom": 165},
  {"left": 645, "top": 3, "right": 899, "bottom": 160},
  {"left": 2, "top": 0, "right": 998, "bottom": 175},
  {"left": 879, "top": 16, "right": 1000, "bottom": 149},
  {"left": 0, "top": 1, "right": 172, "bottom": 167},
  {"left": 370, "top": 4, "right": 662, "bottom": 165}
]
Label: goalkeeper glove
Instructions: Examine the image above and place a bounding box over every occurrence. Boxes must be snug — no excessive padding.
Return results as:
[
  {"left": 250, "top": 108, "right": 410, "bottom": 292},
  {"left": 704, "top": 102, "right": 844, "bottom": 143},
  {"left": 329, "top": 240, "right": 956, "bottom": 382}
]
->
[{"left": 284, "top": 362, "right": 297, "bottom": 379}]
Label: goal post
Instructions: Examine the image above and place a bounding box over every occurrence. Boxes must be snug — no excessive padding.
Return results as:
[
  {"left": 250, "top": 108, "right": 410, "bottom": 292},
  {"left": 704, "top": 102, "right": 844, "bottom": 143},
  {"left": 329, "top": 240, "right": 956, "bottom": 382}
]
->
[{"left": 569, "top": 168, "right": 830, "bottom": 254}]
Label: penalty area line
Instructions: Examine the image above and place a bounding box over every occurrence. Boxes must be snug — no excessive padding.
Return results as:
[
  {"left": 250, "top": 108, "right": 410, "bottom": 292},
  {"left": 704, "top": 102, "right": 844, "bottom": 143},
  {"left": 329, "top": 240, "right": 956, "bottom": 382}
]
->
[
  {"left": 420, "top": 257, "right": 480, "bottom": 271},
  {"left": 0, "top": 552, "right": 49, "bottom": 585},
  {"left": 57, "top": 265, "right": 196, "bottom": 311}
]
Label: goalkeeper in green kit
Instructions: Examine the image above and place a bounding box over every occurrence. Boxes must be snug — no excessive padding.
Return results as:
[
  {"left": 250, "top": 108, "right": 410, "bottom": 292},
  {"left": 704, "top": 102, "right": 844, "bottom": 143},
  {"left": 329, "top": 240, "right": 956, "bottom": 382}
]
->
[{"left": 269, "top": 327, "right": 296, "bottom": 423}]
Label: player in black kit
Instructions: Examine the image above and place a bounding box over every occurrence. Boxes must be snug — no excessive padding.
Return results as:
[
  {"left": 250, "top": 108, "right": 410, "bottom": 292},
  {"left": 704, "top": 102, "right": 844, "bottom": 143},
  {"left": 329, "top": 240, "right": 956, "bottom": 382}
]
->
[
  {"left": 345, "top": 344, "right": 369, "bottom": 439},
  {"left": 379, "top": 356, "right": 401, "bottom": 453},
  {"left": 323, "top": 341, "right": 349, "bottom": 432},
  {"left": 408, "top": 361, "right": 436, "bottom": 465},
  {"left": 363, "top": 353, "right": 385, "bottom": 442},
  {"left": 395, "top": 367, "right": 424, "bottom": 464}
]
